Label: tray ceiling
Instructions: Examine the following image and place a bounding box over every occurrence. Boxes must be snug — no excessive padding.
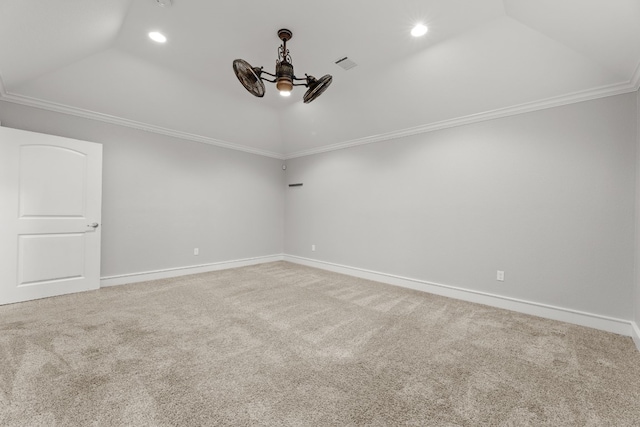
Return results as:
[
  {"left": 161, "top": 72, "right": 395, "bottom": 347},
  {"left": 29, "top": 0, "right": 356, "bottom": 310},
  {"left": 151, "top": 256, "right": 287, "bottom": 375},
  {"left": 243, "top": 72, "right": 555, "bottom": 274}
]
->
[{"left": 1, "top": 0, "right": 639, "bottom": 158}]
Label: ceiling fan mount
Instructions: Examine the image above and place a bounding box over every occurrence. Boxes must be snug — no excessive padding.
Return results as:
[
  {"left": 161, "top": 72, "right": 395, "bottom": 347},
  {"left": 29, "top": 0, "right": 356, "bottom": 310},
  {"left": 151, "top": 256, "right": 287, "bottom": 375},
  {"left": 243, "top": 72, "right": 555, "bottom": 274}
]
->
[
  {"left": 277, "top": 28, "right": 292, "bottom": 42},
  {"left": 233, "top": 29, "right": 332, "bottom": 103}
]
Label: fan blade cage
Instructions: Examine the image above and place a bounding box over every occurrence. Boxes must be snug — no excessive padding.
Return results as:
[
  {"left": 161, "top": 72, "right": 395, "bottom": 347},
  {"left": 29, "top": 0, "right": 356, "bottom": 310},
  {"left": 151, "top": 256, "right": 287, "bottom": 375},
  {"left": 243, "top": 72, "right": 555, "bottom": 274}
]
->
[
  {"left": 303, "top": 74, "right": 332, "bottom": 103},
  {"left": 233, "top": 59, "right": 266, "bottom": 98}
]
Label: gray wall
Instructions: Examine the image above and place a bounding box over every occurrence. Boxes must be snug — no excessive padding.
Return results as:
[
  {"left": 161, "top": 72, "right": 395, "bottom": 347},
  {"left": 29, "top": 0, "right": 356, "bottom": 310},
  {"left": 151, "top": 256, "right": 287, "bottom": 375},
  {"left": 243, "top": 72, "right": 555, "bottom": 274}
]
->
[
  {"left": 0, "top": 101, "right": 285, "bottom": 277},
  {"left": 285, "top": 94, "right": 637, "bottom": 320},
  {"left": 2, "top": 93, "right": 638, "bottom": 323}
]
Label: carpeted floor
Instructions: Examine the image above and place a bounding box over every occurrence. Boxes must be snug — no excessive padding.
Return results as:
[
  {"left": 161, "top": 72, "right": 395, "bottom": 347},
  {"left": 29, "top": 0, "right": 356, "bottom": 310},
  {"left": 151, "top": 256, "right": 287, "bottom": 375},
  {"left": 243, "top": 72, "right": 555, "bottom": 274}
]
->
[{"left": 1, "top": 261, "right": 639, "bottom": 426}]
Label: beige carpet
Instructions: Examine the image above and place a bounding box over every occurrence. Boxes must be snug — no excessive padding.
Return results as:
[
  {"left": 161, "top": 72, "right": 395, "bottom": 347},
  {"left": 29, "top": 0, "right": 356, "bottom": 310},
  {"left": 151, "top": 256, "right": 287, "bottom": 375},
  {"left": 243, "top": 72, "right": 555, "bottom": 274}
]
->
[{"left": 1, "top": 261, "right": 639, "bottom": 426}]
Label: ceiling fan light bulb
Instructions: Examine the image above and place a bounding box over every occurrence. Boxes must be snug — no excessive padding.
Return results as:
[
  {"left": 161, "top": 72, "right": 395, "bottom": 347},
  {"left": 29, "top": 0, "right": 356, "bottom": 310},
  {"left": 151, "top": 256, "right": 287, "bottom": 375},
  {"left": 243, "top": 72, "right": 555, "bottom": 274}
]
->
[
  {"left": 276, "top": 78, "right": 293, "bottom": 93},
  {"left": 279, "top": 90, "right": 291, "bottom": 97}
]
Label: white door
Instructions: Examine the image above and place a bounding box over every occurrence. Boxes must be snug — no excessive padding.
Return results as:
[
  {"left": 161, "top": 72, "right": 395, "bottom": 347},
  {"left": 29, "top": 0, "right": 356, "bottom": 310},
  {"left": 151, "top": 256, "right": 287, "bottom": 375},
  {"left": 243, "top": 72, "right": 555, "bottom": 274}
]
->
[{"left": 0, "top": 126, "right": 102, "bottom": 305}]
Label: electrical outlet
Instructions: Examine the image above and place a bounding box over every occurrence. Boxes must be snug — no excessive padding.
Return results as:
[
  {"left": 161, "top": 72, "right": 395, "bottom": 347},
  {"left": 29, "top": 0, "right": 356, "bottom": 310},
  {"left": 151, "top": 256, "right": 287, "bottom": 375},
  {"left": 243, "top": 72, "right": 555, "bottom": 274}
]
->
[
  {"left": 497, "top": 270, "right": 505, "bottom": 281},
  {"left": 194, "top": 248, "right": 199, "bottom": 256},
  {"left": 311, "top": 244, "right": 316, "bottom": 251}
]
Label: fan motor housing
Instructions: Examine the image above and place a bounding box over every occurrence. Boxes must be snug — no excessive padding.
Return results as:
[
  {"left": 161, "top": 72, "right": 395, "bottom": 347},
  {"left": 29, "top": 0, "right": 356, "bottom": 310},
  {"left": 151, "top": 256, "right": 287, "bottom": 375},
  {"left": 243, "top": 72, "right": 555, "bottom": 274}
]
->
[{"left": 276, "top": 61, "right": 295, "bottom": 92}]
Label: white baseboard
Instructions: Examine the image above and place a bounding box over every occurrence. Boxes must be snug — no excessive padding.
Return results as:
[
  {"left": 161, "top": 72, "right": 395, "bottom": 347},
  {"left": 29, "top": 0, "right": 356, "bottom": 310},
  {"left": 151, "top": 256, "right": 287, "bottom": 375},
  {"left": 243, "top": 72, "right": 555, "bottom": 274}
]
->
[
  {"left": 99, "top": 253, "right": 636, "bottom": 345},
  {"left": 284, "top": 255, "right": 633, "bottom": 337},
  {"left": 632, "top": 321, "right": 640, "bottom": 351},
  {"left": 100, "top": 254, "right": 284, "bottom": 287}
]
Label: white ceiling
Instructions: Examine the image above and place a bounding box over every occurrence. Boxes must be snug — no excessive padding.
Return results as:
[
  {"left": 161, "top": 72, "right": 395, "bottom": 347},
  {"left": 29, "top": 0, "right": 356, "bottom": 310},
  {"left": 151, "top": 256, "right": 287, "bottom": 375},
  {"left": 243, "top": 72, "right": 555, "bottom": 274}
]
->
[{"left": 1, "top": 0, "right": 639, "bottom": 158}]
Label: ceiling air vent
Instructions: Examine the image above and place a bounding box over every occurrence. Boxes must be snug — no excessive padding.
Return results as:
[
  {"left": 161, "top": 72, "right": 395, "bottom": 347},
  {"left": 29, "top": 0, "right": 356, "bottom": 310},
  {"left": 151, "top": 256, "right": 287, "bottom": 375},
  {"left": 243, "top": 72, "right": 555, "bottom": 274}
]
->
[{"left": 335, "top": 57, "right": 358, "bottom": 71}]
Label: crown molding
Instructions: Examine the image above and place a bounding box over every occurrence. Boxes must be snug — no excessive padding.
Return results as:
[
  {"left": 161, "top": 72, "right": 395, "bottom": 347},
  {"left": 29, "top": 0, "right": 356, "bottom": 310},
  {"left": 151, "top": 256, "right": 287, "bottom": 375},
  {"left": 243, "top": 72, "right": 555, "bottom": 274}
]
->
[
  {"left": 285, "top": 77, "right": 640, "bottom": 159},
  {"left": 0, "top": 90, "right": 285, "bottom": 160},
  {"left": 1, "top": 70, "right": 638, "bottom": 161}
]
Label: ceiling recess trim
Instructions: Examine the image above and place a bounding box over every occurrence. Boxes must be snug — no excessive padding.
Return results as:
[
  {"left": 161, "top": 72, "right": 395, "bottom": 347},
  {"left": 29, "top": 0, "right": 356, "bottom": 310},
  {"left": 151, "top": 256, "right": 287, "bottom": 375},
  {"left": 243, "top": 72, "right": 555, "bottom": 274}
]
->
[
  {"left": 0, "top": 90, "right": 285, "bottom": 159},
  {"left": 1, "top": 62, "right": 639, "bottom": 160},
  {"left": 285, "top": 73, "right": 640, "bottom": 159}
]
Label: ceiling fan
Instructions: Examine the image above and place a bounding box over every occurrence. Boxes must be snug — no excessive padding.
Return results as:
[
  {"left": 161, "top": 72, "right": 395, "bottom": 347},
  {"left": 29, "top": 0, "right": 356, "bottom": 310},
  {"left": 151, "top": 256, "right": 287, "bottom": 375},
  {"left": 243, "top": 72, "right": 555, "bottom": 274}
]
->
[{"left": 233, "top": 29, "right": 333, "bottom": 104}]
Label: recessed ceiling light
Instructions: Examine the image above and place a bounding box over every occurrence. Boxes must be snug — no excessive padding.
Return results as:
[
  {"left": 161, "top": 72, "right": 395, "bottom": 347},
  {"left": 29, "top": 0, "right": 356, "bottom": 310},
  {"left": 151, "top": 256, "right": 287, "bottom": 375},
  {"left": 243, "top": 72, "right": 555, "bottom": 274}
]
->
[
  {"left": 148, "top": 31, "right": 167, "bottom": 43},
  {"left": 411, "top": 23, "right": 428, "bottom": 37}
]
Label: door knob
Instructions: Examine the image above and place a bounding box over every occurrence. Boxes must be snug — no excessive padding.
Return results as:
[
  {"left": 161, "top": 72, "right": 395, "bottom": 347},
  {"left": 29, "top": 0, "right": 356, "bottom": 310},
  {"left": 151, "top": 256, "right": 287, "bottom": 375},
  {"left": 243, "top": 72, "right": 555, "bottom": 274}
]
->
[{"left": 87, "top": 223, "right": 99, "bottom": 229}]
